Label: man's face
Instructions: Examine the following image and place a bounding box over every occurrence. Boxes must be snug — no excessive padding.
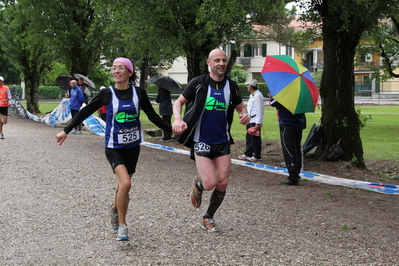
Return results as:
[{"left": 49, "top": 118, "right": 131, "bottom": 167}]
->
[
  {"left": 207, "top": 50, "right": 228, "bottom": 79},
  {"left": 70, "top": 81, "right": 77, "bottom": 87},
  {"left": 0, "top": 80, "right": 3, "bottom": 86},
  {"left": 78, "top": 78, "right": 84, "bottom": 85}
]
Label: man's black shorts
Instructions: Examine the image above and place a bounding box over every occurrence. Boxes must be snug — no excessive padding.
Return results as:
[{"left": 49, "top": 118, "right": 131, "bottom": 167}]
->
[
  {"left": 191, "top": 142, "right": 230, "bottom": 160},
  {"left": 0, "top": 107, "right": 8, "bottom": 116}
]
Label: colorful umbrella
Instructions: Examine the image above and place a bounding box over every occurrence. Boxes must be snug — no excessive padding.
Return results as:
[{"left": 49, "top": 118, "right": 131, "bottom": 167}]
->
[{"left": 261, "top": 55, "right": 319, "bottom": 114}]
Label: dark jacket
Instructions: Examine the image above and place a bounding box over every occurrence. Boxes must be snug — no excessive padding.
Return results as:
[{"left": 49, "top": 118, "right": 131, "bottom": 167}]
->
[
  {"left": 270, "top": 98, "right": 306, "bottom": 129},
  {"left": 178, "top": 73, "right": 243, "bottom": 148},
  {"left": 155, "top": 89, "right": 173, "bottom": 116}
]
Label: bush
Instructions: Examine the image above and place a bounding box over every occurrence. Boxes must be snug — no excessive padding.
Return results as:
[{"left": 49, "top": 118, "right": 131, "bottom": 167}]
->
[{"left": 39, "top": 86, "right": 63, "bottom": 99}]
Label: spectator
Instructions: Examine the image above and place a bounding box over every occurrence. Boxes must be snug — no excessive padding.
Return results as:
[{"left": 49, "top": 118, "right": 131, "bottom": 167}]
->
[
  {"left": 69, "top": 80, "right": 85, "bottom": 134},
  {"left": 270, "top": 95, "right": 306, "bottom": 185},
  {"left": 239, "top": 79, "right": 264, "bottom": 161},
  {"left": 155, "top": 87, "right": 173, "bottom": 142}
]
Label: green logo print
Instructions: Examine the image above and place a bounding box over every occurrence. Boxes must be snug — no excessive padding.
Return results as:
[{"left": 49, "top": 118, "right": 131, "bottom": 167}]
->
[
  {"left": 115, "top": 112, "right": 137, "bottom": 123},
  {"left": 205, "top": 97, "right": 228, "bottom": 111}
]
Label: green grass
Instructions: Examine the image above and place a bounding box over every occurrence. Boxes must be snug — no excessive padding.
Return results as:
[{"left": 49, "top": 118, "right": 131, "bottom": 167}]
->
[{"left": 29, "top": 102, "right": 399, "bottom": 160}]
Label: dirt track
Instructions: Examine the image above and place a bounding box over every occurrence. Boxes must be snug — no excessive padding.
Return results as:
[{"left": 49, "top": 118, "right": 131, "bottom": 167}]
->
[{"left": 1, "top": 116, "right": 398, "bottom": 265}]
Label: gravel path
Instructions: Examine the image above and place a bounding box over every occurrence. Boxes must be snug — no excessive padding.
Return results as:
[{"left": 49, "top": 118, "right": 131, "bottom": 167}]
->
[{"left": 1, "top": 116, "right": 398, "bottom": 265}]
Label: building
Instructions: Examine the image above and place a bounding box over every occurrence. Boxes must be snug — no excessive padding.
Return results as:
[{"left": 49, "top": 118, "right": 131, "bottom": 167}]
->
[{"left": 156, "top": 19, "right": 399, "bottom": 99}]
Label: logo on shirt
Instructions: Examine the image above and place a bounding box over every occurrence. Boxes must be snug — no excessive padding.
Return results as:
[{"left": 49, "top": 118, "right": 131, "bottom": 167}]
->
[
  {"left": 205, "top": 97, "right": 228, "bottom": 111},
  {"left": 115, "top": 112, "right": 137, "bottom": 123}
]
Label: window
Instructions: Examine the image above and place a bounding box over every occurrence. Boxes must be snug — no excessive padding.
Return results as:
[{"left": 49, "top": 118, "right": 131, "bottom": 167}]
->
[
  {"left": 262, "top": 44, "right": 267, "bottom": 57},
  {"left": 243, "top": 43, "right": 253, "bottom": 57}
]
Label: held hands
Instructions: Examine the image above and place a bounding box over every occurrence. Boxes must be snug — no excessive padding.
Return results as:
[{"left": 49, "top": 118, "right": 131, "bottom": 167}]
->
[
  {"left": 172, "top": 118, "right": 188, "bottom": 134},
  {"left": 55, "top": 131, "right": 68, "bottom": 146}
]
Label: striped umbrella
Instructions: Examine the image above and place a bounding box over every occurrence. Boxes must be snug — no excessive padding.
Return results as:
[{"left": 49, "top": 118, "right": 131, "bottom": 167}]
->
[{"left": 261, "top": 55, "right": 319, "bottom": 114}]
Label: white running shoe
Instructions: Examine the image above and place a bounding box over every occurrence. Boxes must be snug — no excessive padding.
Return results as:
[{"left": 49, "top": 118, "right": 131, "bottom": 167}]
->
[{"left": 117, "top": 224, "right": 129, "bottom": 241}]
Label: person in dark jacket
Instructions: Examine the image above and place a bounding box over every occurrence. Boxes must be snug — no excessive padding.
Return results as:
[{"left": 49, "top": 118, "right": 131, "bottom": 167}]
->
[
  {"left": 68, "top": 80, "right": 85, "bottom": 134},
  {"left": 172, "top": 49, "right": 250, "bottom": 232},
  {"left": 155, "top": 87, "right": 173, "bottom": 142},
  {"left": 269, "top": 96, "right": 306, "bottom": 186},
  {"left": 56, "top": 57, "right": 172, "bottom": 241}
]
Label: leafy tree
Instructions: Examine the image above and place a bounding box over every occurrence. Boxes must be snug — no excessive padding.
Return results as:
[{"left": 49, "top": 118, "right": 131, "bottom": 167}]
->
[
  {"left": 100, "top": 0, "right": 292, "bottom": 83},
  {"left": 29, "top": 0, "right": 115, "bottom": 78},
  {"left": 301, "top": 0, "right": 399, "bottom": 167},
  {"left": 358, "top": 15, "right": 399, "bottom": 81},
  {"left": 0, "top": 0, "right": 56, "bottom": 113},
  {"left": 229, "top": 64, "right": 248, "bottom": 84}
]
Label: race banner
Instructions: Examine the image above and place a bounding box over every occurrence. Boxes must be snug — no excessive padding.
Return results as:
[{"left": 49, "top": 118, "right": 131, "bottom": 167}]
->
[{"left": 25, "top": 98, "right": 106, "bottom": 136}]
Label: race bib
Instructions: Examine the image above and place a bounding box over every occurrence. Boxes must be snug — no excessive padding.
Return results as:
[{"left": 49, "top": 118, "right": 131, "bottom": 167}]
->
[
  {"left": 194, "top": 142, "right": 210, "bottom": 153},
  {"left": 117, "top": 126, "right": 139, "bottom": 145}
]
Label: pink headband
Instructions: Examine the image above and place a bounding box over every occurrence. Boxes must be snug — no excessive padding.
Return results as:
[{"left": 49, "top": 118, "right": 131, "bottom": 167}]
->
[{"left": 113, "top": 57, "right": 134, "bottom": 73}]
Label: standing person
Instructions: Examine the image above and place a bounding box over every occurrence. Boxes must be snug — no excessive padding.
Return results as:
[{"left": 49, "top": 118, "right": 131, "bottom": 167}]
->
[
  {"left": 172, "top": 49, "right": 250, "bottom": 232},
  {"left": 155, "top": 87, "right": 173, "bottom": 142},
  {"left": 11, "top": 84, "right": 19, "bottom": 100},
  {"left": 56, "top": 57, "right": 172, "bottom": 241},
  {"left": 78, "top": 77, "right": 90, "bottom": 104},
  {"left": 269, "top": 95, "right": 306, "bottom": 186},
  {"left": 68, "top": 80, "right": 85, "bottom": 134},
  {"left": 0, "top": 76, "right": 11, "bottom": 139},
  {"left": 239, "top": 79, "right": 264, "bottom": 162}
]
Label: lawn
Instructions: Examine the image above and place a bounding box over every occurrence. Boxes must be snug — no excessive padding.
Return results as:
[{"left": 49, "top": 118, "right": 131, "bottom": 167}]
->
[{"left": 29, "top": 102, "right": 399, "bottom": 160}]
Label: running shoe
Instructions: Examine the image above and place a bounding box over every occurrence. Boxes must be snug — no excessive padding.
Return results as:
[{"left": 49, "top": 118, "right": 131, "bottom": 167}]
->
[
  {"left": 116, "top": 224, "right": 129, "bottom": 241},
  {"left": 0, "top": 133, "right": 4, "bottom": 139},
  {"left": 75, "top": 130, "right": 82, "bottom": 134},
  {"left": 190, "top": 178, "right": 202, "bottom": 208},
  {"left": 201, "top": 218, "right": 219, "bottom": 232},
  {"left": 238, "top": 154, "right": 249, "bottom": 160},
  {"left": 109, "top": 204, "right": 119, "bottom": 230},
  {"left": 71, "top": 129, "right": 77, "bottom": 134}
]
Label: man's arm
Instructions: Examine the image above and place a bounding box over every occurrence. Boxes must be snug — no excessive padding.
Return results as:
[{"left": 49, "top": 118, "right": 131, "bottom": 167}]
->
[{"left": 235, "top": 102, "right": 250, "bottom": 125}]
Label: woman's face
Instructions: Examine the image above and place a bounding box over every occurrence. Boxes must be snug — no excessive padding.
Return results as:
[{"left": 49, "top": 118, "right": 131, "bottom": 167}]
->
[{"left": 111, "top": 62, "right": 133, "bottom": 83}]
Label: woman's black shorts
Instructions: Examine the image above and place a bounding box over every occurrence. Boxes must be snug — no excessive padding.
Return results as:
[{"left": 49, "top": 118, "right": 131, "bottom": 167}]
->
[{"left": 105, "top": 145, "right": 140, "bottom": 175}]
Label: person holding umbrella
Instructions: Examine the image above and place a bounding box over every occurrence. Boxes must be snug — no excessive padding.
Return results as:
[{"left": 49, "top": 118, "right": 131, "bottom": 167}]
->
[
  {"left": 172, "top": 49, "right": 250, "bottom": 232},
  {"left": 262, "top": 55, "right": 318, "bottom": 185},
  {"left": 269, "top": 93, "right": 306, "bottom": 186},
  {"left": 56, "top": 57, "right": 172, "bottom": 241}
]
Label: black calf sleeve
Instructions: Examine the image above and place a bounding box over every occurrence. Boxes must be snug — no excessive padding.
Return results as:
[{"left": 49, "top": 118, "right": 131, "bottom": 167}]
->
[{"left": 205, "top": 189, "right": 226, "bottom": 219}]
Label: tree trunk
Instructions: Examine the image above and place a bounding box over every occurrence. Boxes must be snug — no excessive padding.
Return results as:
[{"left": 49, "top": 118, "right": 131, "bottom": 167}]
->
[
  {"left": 24, "top": 77, "right": 40, "bottom": 114},
  {"left": 185, "top": 49, "right": 208, "bottom": 82},
  {"left": 140, "top": 57, "right": 149, "bottom": 89},
  {"left": 319, "top": 22, "right": 366, "bottom": 168}
]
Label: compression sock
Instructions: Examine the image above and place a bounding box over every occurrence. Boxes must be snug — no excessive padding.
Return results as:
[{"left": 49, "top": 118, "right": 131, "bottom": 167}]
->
[{"left": 204, "top": 189, "right": 226, "bottom": 219}]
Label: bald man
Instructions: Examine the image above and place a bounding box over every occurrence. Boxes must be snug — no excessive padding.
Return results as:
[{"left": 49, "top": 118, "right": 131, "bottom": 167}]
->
[{"left": 172, "top": 49, "right": 250, "bottom": 232}]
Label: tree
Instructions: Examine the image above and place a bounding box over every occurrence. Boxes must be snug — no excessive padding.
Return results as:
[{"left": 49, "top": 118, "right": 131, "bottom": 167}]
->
[
  {"left": 30, "top": 0, "right": 115, "bottom": 78},
  {"left": 358, "top": 15, "right": 399, "bottom": 81},
  {"left": 0, "top": 0, "right": 55, "bottom": 113},
  {"left": 302, "top": 0, "right": 399, "bottom": 167},
  {"left": 100, "top": 0, "right": 292, "bottom": 83}
]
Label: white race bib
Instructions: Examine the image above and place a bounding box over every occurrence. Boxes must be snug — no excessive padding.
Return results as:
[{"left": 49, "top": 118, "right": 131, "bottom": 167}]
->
[{"left": 117, "top": 127, "right": 139, "bottom": 145}]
